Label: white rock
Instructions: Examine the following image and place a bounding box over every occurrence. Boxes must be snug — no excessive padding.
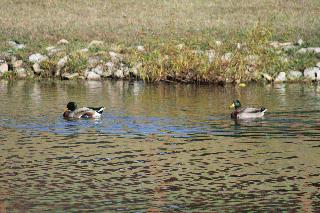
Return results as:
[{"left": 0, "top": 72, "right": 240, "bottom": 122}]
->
[
  {"left": 109, "top": 51, "right": 123, "bottom": 62},
  {"left": 215, "top": 40, "right": 222, "bottom": 46},
  {"left": 207, "top": 50, "right": 215, "bottom": 63},
  {"left": 16, "top": 68, "right": 27, "bottom": 79},
  {"left": 57, "top": 39, "right": 69, "bottom": 45},
  {"left": 29, "top": 53, "right": 48, "bottom": 63},
  {"left": 89, "top": 40, "right": 104, "bottom": 48},
  {"left": 123, "top": 67, "right": 130, "bottom": 77},
  {"left": 86, "top": 71, "right": 101, "bottom": 80},
  {"left": 8, "top": 40, "right": 25, "bottom": 49},
  {"left": 46, "top": 46, "right": 62, "bottom": 56},
  {"left": 297, "top": 39, "right": 304, "bottom": 46},
  {"left": 297, "top": 48, "right": 308, "bottom": 54},
  {"left": 0, "top": 63, "right": 9, "bottom": 75},
  {"left": 236, "top": 43, "right": 241, "bottom": 49},
  {"left": 61, "top": 72, "right": 79, "bottom": 80},
  {"left": 78, "top": 48, "right": 89, "bottom": 53},
  {"left": 88, "top": 56, "right": 101, "bottom": 66},
  {"left": 92, "top": 65, "right": 104, "bottom": 75},
  {"left": 297, "top": 47, "right": 320, "bottom": 54},
  {"left": 304, "top": 67, "right": 320, "bottom": 81},
  {"left": 137, "top": 45, "right": 145, "bottom": 52},
  {"left": 262, "top": 73, "right": 273, "bottom": 81},
  {"left": 13, "top": 60, "right": 23, "bottom": 68},
  {"left": 270, "top": 41, "right": 293, "bottom": 49},
  {"left": 130, "top": 63, "right": 142, "bottom": 76},
  {"left": 16, "top": 44, "right": 25, "bottom": 49},
  {"left": 316, "top": 62, "right": 320, "bottom": 68},
  {"left": 106, "top": 61, "right": 114, "bottom": 71},
  {"left": 103, "top": 62, "right": 114, "bottom": 77},
  {"left": 114, "top": 69, "right": 124, "bottom": 78},
  {"left": 287, "top": 70, "right": 302, "bottom": 81},
  {"left": 281, "top": 42, "right": 293, "bottom": 47},
  {"left": 57, "top": 56, "right": 69, "bottom": 68},
  {"left": 32, "top": 63, "right": 43, "bottom": 74},
  {"left": 274, "top": 72, "right": 286, "bottom": 83}
]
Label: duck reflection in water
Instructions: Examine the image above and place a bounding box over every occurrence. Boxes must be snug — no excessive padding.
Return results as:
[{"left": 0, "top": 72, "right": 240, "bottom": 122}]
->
[{"left": 233, "top": 117, "right": 265, "bottom": 127}]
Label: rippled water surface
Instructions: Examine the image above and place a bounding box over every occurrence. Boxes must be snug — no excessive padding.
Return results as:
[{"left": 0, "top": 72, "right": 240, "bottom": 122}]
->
[{"left": 0, "top": 80, "right": 320, "bottom": 212}]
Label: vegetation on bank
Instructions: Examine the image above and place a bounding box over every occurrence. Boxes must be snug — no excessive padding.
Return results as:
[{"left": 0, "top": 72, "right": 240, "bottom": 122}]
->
[
  {"left": 0, "top": 23, "right": 320, "bottom": 83},
  {"left": 0, "top": 0, "right": 320, "bottom": 83},
  {"left": 1, "top": 24, "right": 320, "bottom": 83}
]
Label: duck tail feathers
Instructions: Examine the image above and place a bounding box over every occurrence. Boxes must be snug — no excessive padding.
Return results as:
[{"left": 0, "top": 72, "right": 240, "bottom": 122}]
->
[
  {"left": 96, "top": 107, "right": 105, "bottom": 114},
  {"left": 88, "top": 107, "right": 105, "bottom": 114}
]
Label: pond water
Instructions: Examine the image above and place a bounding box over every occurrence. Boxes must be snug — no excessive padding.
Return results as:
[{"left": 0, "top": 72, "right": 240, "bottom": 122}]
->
[{"left": 0, "top": 80, "right": 319, "bottom": 212}]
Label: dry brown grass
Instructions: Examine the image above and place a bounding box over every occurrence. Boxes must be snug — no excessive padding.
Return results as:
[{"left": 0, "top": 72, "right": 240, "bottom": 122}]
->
[{"left": 0, "top": 0, "right": 320, "bottom": 46}]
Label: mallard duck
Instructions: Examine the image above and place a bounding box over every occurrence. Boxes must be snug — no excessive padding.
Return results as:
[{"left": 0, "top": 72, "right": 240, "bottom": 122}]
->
[
  {"left": 63, "top": 102, "right": 105, "bottom": 119},
  {"left": 230, "top": 100, "right": 267, "bottom": 119}
]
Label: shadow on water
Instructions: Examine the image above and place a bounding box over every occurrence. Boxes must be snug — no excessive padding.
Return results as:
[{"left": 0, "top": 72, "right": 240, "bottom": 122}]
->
[{"left": 0, "top": 80, "right": 320, "bottom": 212}]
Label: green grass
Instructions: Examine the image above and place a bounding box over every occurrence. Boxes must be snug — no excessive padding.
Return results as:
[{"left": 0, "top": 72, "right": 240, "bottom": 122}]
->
[
  {"left": 63, "top": 52, "right": 88, "bottom": 74},
  {"left": 287, "top": 52, "right": 320, "bottom": 72}
]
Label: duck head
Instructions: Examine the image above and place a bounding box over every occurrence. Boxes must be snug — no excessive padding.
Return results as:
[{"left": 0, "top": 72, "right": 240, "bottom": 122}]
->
[
  {"left": 67, "top": 102, "right": 77, "bottom": 111},
  {"left": 230, "top": 100, "right": 241, "bottom": 109}
]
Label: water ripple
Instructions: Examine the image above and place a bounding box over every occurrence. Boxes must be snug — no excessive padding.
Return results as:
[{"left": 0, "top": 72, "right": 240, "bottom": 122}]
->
[{"left": 0, "top": 81, "right": 320, "bottom": 212}]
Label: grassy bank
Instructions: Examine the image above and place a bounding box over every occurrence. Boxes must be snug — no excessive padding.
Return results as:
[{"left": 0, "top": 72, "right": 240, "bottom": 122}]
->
[
  {"left": 0, "top": 1, "right": 320, "bottom": 83},
  {"left": 0, "top": 24, "right": 319, "bottom": 83},
  {"left": 1, "top": 0, "right": 320, "bottom": 47}
]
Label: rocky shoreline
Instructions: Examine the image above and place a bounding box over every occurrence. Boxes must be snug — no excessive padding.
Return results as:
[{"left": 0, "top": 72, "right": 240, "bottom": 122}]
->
[{"left": 1, "top": 37, "right": 320, "bottom": 84}]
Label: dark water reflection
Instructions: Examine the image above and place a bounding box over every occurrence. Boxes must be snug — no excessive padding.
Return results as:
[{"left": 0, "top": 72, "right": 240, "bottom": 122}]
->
[{"left": 0, "top": 80, "right": 320, "bottom": 212}]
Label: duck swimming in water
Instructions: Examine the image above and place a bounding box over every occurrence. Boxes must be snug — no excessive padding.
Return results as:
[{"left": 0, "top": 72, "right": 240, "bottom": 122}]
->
[
  {"left": 230, "top": 100, "right": 267, "bottom": 119},
  {"left": 63, "top": 102, "right": 105, "bottom": 119}
]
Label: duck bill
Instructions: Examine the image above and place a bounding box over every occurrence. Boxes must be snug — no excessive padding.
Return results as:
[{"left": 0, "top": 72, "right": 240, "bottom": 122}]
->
[{"left": 229, "top": 103, "right": 235, "bottom": 109}]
